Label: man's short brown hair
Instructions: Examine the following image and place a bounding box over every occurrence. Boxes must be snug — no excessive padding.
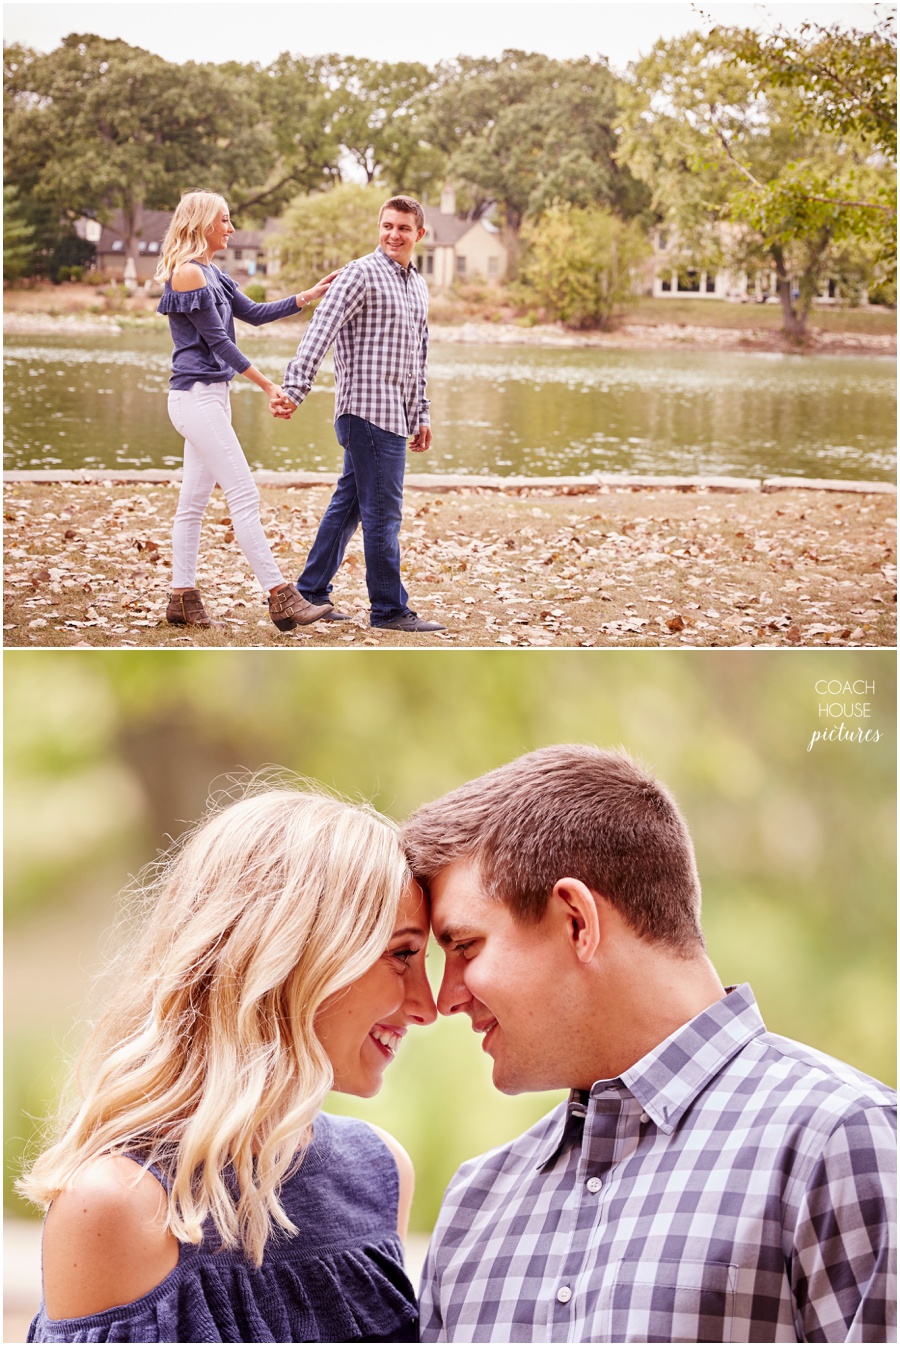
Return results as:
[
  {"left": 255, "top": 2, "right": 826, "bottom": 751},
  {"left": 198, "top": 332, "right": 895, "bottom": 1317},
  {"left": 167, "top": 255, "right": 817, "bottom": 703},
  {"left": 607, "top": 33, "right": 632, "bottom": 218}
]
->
[
  {"left": 402, "top": 745, "right": 705, "bottom": 955},
  {"left": 379, "top": 195, "right": 425, "bottom": 231}
]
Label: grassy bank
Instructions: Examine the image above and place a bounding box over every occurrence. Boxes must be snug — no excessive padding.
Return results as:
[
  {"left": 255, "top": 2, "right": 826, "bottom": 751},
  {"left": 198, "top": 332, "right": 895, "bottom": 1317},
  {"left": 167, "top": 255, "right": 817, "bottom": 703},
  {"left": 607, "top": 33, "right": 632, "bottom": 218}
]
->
[{"left": 4, "top": 480, "right": 895, "bottom": 649}]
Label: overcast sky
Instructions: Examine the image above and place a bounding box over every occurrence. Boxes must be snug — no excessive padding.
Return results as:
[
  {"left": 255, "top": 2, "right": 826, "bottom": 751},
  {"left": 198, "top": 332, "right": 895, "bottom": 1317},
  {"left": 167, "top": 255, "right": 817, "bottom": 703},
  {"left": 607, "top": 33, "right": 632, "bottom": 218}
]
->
[{"left": 3, "top": 2, "right": 890, "bottom": 70}]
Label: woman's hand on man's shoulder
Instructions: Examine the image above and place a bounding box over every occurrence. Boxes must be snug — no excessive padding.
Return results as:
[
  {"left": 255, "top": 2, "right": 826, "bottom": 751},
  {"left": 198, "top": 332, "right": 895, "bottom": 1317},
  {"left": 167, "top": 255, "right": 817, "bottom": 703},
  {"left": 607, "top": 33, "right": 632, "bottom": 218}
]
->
[
  {"left": 171, "top": 263, "right": 207, "bottom": 293},
  {"left": 42, "top": 1155, "right": 179, "bottom": 1321}
]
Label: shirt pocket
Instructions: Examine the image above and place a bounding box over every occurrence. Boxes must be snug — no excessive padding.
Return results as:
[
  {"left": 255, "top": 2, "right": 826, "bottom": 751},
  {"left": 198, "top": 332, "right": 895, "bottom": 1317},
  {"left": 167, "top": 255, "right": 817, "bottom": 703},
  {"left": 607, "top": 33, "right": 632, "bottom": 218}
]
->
[{"left": 605, "top": 1257, "right": 737, "bottom": 1343}]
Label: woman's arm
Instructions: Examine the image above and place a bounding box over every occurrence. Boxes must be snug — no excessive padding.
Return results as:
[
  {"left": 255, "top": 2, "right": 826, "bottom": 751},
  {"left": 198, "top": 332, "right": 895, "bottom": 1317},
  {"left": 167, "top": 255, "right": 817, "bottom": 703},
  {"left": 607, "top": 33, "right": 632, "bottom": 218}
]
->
[
  {"left": 171, "top": 264, "right": 287, "bottom": 411},
  {"left": 228, "top": 270, "right": 341, "bottom": 327},
  {"left": 368, "top": 1124, "right": 414, "bottom": 1243},
  {"left": 42, "top": 1156, "right": 178, "bottom": 1320}
]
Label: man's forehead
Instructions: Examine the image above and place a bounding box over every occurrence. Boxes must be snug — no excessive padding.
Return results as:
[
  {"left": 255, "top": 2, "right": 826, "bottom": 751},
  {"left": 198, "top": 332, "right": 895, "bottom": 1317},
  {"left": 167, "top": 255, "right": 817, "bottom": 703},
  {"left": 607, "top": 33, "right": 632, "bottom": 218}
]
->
[
  {"left": 429, "top": 858, "right": 493, "bottom": 934},
  {"left": 380, "top": 209, "right": 418, "bottom": 226}
]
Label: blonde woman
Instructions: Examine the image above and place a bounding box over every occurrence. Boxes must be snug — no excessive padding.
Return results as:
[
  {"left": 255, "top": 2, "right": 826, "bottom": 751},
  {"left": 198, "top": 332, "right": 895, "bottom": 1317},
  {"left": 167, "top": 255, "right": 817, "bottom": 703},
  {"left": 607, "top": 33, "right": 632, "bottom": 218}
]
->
[
  {"left": 156, "top": 191, "right": 339, "bottom": 633},
  {"left": 22, "top": 786, "right": 436, "bottom": 1343}
]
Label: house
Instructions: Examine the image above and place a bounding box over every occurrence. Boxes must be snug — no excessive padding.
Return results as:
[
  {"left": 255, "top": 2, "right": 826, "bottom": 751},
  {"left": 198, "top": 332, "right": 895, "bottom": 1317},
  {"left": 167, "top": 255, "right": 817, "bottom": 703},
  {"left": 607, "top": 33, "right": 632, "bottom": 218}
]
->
[
  {"left": 75, "top": 210, "right": 278, "bottom": 283},
  {"left": 649, "top": 228, "right": 861, "bottom": 304},
  {"left": 416, "top": 186, "right": 508, "bottom": 289}
]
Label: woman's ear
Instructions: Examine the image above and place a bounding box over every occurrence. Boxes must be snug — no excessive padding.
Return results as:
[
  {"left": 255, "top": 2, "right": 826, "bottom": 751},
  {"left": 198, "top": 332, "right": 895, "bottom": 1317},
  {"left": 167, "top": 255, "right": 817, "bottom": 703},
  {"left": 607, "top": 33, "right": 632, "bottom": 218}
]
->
[{"left": 550, "top": 878, "right": 600, "bottom": 964}]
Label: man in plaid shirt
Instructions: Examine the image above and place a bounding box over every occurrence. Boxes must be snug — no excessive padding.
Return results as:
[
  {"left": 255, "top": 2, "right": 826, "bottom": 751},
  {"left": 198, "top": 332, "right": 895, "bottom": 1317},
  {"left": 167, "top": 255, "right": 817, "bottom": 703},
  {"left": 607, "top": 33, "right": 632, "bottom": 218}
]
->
[
  {"left": 279, "top": 195, "right": 444, "bottom": 633},
  {"left": 403, "top": 746, "right": 896, "bottom": 1343}
]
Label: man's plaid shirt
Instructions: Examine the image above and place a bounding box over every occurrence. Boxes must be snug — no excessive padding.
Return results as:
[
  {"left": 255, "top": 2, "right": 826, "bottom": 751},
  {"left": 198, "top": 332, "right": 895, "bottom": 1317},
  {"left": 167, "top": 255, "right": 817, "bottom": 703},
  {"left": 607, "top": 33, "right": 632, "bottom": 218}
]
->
[
  {"left": 282, "top": 246, "right": 429, "bottom": 438},
  {"left": 419, "top": 984, "right": 896, "bottom": 1343}
]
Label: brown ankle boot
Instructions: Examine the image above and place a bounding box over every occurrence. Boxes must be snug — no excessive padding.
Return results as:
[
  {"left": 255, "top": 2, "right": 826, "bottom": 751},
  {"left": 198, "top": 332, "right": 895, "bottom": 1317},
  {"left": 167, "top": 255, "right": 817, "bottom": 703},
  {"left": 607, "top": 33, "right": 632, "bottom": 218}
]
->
[
  {"left": 166, "top": 588, "right": 214, "bottom": 627},
  {"left": 268, "top": 584, "right": 333, "bottom": 631}
]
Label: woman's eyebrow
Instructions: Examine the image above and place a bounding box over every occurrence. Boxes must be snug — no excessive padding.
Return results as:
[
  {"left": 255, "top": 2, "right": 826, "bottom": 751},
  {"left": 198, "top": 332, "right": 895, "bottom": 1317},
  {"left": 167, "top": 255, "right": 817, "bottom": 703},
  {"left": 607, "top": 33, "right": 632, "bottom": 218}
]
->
[{"left": 390, "top": 924, "right": 428, "bottom": 940}]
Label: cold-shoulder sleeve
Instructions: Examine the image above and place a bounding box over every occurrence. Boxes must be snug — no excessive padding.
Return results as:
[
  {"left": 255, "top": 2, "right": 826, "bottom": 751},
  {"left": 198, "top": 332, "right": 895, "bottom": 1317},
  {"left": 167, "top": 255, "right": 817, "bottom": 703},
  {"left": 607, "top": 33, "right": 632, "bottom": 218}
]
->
[
  {"left": 157, "top": 286, "right": 251, "bottom": 376},
  {"left": 28, "top": 1233, "right": 417, "bottom": 1342}
]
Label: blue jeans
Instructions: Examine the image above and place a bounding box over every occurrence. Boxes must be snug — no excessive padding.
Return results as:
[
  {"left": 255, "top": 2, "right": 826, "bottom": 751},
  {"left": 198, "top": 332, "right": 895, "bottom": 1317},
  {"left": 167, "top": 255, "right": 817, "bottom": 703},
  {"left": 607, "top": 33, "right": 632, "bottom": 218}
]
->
[{"left": 298, "top": 415, "right": 413, "bottom": 626}]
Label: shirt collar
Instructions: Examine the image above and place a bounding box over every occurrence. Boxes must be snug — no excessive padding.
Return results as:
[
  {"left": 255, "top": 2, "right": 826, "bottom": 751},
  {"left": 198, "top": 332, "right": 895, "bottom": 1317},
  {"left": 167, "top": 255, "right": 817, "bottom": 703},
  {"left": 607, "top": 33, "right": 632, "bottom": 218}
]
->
[
  {"left": 536, "top": 984, "right": 765, "bottom": 1168},
  {"left": 375, "top": 244, "right": 415, "bottom": 277}
]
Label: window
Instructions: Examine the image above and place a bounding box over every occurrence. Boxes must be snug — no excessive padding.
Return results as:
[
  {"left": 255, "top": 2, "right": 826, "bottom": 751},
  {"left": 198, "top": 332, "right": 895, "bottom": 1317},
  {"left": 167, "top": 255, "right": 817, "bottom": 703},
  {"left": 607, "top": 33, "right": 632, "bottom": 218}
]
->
[
  {"left": 657, "top": 231, "right": 668, "bottom": 250},
  {"left": 232, "top": 249, "right": 242, "bottom": 261},
  {"left": 677, "top": 269, "right": 701, "bottom": 293},
  {"left": 425, "top": 254, "right": 434, "bottom": 276},
  {"left": 148, "top": 241, "right": 159, "bottom": 254},
  {"left": 111, "top": 240, "right": 124, "bottom": 252},
  {"left": 705, "top": 273, "right": 716, "bottom": 293},
  {"left": 660, "top": 276, "right": 671, "bottom": 292},
  {"left": 487, "top": 256, "right": 499, "bottom": 278},
  {"left": 456, "top": 254, "right": 467, "bottom": 276},
  {"left": 138, "top": 241, "right": 147, "bottom": 254}
]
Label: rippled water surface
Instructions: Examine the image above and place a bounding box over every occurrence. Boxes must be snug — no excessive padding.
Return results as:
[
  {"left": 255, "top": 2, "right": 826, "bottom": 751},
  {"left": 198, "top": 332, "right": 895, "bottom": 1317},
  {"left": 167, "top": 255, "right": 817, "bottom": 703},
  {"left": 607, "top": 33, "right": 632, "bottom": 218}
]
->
[{"left": 3, "top": 330, "right": 896, "bottom": 480}]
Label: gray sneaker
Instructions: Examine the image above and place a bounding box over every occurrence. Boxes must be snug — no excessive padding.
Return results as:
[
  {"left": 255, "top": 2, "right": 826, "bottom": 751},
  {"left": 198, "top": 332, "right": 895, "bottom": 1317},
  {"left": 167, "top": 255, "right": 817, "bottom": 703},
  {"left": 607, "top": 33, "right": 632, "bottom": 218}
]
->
[{"left": 376, "top": 613, "right": 446, "bottom": 633}]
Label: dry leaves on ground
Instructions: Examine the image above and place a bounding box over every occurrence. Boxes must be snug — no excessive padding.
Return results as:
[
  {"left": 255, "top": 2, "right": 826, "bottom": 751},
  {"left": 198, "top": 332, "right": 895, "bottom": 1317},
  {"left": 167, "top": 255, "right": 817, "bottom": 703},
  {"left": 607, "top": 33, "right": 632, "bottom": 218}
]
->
[{"left": 3, "top": 482, "right": 896, "bottom": 649}]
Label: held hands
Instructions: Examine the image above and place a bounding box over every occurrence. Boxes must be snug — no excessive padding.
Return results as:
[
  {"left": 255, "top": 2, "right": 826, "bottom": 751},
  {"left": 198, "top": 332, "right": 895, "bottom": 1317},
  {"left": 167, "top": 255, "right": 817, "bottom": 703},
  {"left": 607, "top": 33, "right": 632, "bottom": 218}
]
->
[
  {"left": 297, "top": 269, "right": 341, "bottom": 308},
  {"left": 268, "top": 385, "right": 296, "bottom": 420},
  {"left": 409, "top": 425, "right": 432, "bottom": 453}
]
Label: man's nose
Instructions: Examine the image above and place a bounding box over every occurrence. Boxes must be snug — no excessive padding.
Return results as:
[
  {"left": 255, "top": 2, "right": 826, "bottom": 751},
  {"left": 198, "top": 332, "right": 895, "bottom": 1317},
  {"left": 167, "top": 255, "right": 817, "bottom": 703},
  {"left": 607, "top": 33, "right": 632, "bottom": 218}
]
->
[{"left": 437, "top": 961, "right": 471, "bottom": 1017}]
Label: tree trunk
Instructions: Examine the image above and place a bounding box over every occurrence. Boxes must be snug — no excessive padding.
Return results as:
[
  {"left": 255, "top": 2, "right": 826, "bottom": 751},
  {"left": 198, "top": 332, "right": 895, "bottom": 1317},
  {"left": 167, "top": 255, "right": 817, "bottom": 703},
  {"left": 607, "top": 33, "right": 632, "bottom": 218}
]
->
[
  {"left": 122, "top": 197, "right": 145, "bottom": 275},
  {"left": 771, "top": 246, "right": 806, "bottom": 337}
]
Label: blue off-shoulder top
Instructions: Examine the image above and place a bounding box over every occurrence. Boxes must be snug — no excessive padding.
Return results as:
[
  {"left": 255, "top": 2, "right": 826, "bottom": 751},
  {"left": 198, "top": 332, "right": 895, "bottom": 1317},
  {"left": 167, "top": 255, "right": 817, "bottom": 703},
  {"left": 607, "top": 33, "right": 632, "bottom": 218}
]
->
[
  {"left": 157, "top": 261, "right": 299, "bottom": 390},
  {"left": 28, "top": 1112, "right": 419, "bottom": 1343}
]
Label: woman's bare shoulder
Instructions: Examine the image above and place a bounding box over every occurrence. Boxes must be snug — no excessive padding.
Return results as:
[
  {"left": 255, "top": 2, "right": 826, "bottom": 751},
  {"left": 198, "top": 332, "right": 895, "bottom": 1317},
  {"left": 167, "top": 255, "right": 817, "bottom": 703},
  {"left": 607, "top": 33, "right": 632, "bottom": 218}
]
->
[
  {"left": 365, "top": 1124, "right": 414, "bottom": 1240},
  {"left": 42, "top": 1155, "right": 179, "bottom": 1320},
  {"left": 171, "top": 262, "right": 207, "bottom": 293}
]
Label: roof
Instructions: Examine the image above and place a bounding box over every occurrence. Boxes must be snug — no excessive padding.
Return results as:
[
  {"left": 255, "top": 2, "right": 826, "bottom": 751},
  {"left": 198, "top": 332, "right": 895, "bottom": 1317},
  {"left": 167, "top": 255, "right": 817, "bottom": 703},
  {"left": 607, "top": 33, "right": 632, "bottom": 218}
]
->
[
  {"left": 82, "top": 209, "right": 268, "bottom": 255},
  {"left": 423, "top": 209, "right": 477, "bottom": 248}
]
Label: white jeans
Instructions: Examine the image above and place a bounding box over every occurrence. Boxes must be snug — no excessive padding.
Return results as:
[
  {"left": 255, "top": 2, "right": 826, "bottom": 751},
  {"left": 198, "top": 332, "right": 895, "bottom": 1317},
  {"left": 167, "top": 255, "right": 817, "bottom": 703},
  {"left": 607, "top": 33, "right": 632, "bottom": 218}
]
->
[{"left": 167, "top": 381, "right": 284, "bottom": 592}]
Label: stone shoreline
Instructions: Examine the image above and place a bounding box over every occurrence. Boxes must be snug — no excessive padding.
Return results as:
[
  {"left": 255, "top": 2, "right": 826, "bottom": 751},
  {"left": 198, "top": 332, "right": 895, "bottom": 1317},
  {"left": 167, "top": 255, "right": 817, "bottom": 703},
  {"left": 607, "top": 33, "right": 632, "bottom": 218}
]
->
[
  {"left": 3, "top": 311, "right": 895, "bottom": 357},
  {"left": 4, "top": 469, "right": 896, "bottom": 496}
]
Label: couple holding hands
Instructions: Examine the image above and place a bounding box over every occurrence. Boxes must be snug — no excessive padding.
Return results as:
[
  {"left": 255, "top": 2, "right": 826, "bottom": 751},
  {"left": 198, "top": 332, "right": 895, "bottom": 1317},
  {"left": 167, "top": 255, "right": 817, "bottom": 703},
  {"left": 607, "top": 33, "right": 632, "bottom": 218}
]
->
[
  {"left": 23, "top": 746, "right": 896, "bottom": 1342},
  {"left": 157, "top": 189, "right": 444, "bottom": 637}
]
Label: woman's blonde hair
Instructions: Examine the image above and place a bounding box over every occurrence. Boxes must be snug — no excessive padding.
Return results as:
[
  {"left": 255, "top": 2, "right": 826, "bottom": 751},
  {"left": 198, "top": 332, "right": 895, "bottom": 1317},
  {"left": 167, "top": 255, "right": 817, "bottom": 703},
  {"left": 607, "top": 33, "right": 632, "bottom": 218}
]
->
[
  {"left": 19, "top": 781, "right": 409, "bottom": 1266},
  {"left": 154, "top": 190, "right": 227, "bottom": 283}
]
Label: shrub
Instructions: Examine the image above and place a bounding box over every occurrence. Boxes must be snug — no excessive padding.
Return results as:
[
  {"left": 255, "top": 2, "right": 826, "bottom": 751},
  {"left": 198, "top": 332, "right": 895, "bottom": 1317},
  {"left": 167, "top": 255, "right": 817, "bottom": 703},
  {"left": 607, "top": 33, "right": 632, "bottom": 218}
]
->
[
  {"left": 270, "top": 183, "right": 385, "bottom": 290},
  {"left": 521, "top": 203, "right": 650, "bottom": 329},
  {"left": 243, "top": 281, "right": 267, "bottom": 303}
]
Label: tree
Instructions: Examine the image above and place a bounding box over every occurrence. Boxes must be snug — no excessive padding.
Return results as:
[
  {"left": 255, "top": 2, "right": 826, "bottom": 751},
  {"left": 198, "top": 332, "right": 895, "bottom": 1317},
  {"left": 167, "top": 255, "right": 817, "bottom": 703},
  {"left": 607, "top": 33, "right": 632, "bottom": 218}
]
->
[
  {"left": 268, "top": 183, "right": 384, "bottom": 289},
  {"left": 3, "top": 35, "right": 269, "bottom": 267},
  {"left": 521, "top": 203, "right": 649, "bottom": 328},
  {"left": 424, "top": 52, "right": 646, "bottom": 272},
  {"left": 321, "top": 56, "right": 446, "bottom": 197},
  {"left": 221, "top": 54, "right": 342, "bottom": 221},
  {"left": 3, "top": 184, "right": 36, "bottom": 280},
  {"left": 617, "top": 21, "right": 896, "bottom": 336}
]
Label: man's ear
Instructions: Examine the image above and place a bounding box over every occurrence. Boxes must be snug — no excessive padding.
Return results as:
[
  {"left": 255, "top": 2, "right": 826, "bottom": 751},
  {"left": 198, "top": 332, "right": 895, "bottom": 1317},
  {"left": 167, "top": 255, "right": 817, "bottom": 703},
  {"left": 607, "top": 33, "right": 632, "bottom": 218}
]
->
[{"left": 551, "top": 878, "right": 600, "bottom": 964}]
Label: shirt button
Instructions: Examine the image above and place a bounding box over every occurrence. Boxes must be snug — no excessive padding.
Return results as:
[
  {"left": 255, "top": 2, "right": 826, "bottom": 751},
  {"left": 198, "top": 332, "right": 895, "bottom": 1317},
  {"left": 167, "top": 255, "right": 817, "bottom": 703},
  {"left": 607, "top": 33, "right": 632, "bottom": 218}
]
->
[
  {"left": 640, "top": 1112, "right": 650, "bottom": 1124},
  {"left": 557, "top": 1286, "right": 572, "bottom": 1304},
  {"left": 586, "top": 1176, "right": 602, "bottom": 1193}
]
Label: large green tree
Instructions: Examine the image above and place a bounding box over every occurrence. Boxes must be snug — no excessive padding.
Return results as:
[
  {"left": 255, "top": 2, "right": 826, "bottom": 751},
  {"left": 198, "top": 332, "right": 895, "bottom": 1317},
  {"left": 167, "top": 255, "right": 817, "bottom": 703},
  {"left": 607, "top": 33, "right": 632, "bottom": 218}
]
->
[
  {"left": 321, "top": 56, "right": 446, "bottom": 197},
  {"left": 423, "top": 52, "right": 646, "bottom": 272},
  {"left": 2, "top": 183, "right": 36, "bottom": 280},
  {"left": 618, "top": 21, "right": 896, "bottom": 336},
  {"left": 4, "top": 35, "right": 269, "bottom": 267}
]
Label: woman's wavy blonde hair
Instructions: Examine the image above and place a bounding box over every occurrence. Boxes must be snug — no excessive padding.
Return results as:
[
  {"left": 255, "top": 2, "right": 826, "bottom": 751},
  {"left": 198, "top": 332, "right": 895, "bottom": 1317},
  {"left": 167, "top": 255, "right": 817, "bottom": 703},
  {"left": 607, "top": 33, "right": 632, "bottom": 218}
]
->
[
  {"left": 18, "top": 780, "right": 409, "bottom": 1266},
  {"left": 154, "top": 190, "right": 227, "bottom": 283}
]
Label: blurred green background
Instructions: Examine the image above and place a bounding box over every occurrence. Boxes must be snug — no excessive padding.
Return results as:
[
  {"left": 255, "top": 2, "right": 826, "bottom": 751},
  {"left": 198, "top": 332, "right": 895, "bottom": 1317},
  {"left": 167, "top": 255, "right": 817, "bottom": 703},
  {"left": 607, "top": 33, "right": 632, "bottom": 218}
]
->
[{"left": 4, "top": 649, "right": 896, "bottom": 1234}]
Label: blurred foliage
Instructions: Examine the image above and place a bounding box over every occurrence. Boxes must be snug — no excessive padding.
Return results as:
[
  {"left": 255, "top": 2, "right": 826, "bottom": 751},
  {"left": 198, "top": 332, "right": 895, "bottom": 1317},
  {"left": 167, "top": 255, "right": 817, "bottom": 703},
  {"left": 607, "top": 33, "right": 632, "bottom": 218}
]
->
[{"left": 4, "top": 650, "right": 895, "bottom": 1232}]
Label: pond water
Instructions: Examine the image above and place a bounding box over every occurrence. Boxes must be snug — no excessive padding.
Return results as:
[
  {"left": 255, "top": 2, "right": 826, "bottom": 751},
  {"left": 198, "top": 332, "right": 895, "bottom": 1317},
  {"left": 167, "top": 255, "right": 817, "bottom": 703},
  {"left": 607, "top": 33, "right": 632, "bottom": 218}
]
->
[{"left": 3, "top": 330, "right": 896, "bottom": 481}]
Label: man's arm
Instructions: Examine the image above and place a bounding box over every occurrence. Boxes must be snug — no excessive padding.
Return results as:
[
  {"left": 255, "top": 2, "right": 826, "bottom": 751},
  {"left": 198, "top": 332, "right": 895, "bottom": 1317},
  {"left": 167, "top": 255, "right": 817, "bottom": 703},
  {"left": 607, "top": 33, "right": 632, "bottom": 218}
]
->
[
  {"left": 791, "top": 1104, "right": 896, "bottom": 1342},
  {"left": 281, "top": 265, "right": 366, "bottom": 408}
]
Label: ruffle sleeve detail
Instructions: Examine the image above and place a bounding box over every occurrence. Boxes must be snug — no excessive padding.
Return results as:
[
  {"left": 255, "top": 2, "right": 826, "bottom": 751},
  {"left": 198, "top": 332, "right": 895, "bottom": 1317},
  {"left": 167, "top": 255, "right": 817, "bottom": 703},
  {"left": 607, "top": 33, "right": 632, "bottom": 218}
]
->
[
  {"left": 28, "top": 1235, "right": 418, "bottom": 1343},
  {"left": 156, "top": 287, "right": 217, "bottom": 316}
]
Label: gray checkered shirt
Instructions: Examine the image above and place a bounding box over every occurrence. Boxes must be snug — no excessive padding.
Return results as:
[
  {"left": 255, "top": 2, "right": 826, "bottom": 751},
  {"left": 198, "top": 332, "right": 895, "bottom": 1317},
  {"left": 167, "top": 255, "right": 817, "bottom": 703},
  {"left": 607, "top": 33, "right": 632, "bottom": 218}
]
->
[
  {"left": 281, "top": 246, "right": 429, "bottom": 438},
  {"left": 420, "top": 984, "right": 896, "bottom": 1343}
]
